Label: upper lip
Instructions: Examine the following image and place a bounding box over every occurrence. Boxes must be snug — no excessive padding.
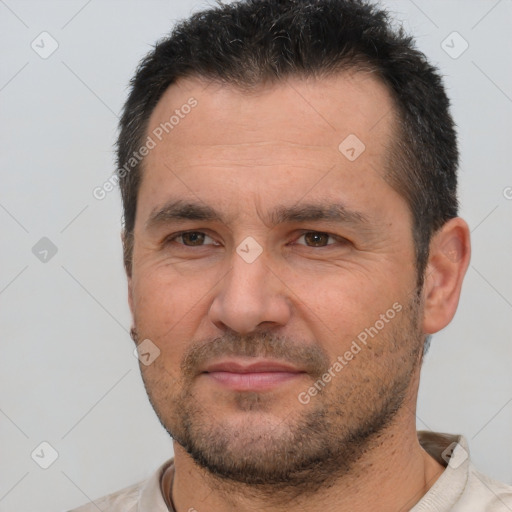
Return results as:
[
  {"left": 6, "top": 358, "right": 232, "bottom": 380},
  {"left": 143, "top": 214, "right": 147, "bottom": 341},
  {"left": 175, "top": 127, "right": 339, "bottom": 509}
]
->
[{"left": 201, "top": 359, "right": 304, "bottom": 374}]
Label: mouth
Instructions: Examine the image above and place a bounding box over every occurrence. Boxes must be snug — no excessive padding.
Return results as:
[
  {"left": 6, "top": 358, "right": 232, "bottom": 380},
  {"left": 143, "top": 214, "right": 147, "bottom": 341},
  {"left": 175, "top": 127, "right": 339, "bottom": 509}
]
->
[{"left": 200, "top": 358, "right": 307, "bottom": 391}]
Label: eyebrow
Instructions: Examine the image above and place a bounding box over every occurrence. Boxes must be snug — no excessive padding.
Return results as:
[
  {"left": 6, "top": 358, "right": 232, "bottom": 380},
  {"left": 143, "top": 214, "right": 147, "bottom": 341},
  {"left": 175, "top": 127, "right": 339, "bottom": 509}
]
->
[
  {"left": 145, "top": 199, "right": 370, "bottom": 231},
  {"left": 269, "top": 203, "right": 369, "bottom": 226},
  {"left": 146, "top": 200, "right": 224, "bottom": 230}
]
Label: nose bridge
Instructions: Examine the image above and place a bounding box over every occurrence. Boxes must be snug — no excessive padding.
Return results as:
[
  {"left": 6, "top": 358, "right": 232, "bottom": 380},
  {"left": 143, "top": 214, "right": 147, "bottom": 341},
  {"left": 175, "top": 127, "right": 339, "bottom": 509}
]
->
[
  {"left": 229, "top": 251, "right": 268, "bottom": 301},
  {"left": 208, "top": 246, "right": 291, "bottom": 334}
]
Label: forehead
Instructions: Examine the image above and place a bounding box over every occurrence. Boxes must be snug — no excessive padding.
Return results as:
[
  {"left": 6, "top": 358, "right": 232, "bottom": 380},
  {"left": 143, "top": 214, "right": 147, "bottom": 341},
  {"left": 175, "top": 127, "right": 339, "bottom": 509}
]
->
[
  {"left": 147, "top": 71, "right": 395, "bottom": 154},
  {"left": 138, "top": 72, "right": 400, "bottom": 223}
]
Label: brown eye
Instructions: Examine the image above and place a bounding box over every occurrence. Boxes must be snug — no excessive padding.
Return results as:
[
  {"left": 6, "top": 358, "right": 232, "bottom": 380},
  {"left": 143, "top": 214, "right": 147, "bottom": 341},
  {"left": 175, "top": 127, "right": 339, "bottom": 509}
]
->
[
  {"left": 300, "top": 232, "right": 333, "bottom": 247},
  {"left": 165, "top": 230, "right": 221, "bottom": 250},
  {"left": 180, "top": 232, "right": 206, "bottom": 246}
]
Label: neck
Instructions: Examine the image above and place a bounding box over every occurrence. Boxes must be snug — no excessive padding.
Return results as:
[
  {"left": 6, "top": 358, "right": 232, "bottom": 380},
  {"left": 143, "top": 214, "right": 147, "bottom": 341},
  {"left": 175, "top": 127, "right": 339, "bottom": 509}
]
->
[{"left": 169, "top": 413, "right": 444, "bottom": 512}]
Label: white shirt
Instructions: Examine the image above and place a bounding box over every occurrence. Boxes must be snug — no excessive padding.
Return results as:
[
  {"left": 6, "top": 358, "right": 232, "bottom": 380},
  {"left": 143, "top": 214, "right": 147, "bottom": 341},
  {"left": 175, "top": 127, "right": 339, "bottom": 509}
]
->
[{"left": 68, "top": 432, "right": 512, "bottom": 511}]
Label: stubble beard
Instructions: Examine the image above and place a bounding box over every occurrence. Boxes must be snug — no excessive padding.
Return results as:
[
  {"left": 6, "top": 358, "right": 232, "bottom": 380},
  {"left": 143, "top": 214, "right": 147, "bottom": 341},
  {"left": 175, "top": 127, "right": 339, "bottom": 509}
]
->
[{"left": 137, "top": 294, "right": 424, "bottom": 499}]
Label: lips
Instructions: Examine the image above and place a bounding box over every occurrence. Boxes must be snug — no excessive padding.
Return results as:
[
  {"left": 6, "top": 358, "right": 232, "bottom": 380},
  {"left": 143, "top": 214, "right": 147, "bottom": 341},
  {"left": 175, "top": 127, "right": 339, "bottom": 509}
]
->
[
  {"left": 200, "top": 358, "right": 306, "bottom": 391},
  {"left": 203, "top": 359, "right": 303, "bottom": 374}
]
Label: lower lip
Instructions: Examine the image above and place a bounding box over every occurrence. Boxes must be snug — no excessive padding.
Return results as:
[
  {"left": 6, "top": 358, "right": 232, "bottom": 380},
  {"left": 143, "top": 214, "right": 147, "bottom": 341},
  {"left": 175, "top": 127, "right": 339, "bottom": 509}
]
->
[{"left": 204, "top": 371, "right": 304, "bottom": 391}]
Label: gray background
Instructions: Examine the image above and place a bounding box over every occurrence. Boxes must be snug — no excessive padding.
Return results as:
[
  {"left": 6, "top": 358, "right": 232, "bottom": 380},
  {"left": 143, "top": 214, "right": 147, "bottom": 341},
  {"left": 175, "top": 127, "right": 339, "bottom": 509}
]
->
[{"left": 0, "top": 1, "right": 511, "bottom": 510}]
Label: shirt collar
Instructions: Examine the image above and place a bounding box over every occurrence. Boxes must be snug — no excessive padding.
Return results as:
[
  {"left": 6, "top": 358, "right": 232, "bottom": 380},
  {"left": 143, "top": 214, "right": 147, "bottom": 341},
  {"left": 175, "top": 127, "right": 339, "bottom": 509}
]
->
[{"left": 411, "top": 432, "right": 470, "bottom": 511}]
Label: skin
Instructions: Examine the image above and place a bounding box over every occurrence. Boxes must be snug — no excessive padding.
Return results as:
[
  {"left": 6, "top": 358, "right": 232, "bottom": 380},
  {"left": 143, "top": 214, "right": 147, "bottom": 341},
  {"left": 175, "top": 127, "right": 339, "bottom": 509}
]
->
[{"left": 126, "top": 72, "right": 471, "bottom": 511}]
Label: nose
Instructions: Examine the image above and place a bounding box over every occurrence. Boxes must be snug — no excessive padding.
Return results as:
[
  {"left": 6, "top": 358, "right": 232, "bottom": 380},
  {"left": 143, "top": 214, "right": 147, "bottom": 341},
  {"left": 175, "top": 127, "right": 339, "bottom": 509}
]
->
[{"left": 208, "top": 249, "right": 292, "bottom": 335}]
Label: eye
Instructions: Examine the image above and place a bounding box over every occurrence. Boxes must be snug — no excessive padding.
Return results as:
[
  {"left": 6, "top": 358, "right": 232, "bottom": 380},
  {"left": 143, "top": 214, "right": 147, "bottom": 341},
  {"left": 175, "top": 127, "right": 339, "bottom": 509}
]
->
[
  {"left": 166, "top": 231, "right": 218, "bottom": 247},
  {"left": 294, "top": 231, "right": 343, "bottom": 247}
]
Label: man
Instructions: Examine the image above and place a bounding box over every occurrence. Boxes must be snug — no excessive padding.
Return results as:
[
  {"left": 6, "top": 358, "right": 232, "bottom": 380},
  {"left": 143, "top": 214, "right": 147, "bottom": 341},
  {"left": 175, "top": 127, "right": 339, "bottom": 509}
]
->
[{"left": 72, "top": 0, "right": 512, "bottom": 510}]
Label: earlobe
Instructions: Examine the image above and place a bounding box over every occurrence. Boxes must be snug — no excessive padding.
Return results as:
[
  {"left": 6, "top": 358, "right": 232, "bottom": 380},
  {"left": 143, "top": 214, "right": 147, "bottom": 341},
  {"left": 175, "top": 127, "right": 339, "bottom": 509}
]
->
[{"left": 422, "top": 217, "right": 471, "bottom": 335}]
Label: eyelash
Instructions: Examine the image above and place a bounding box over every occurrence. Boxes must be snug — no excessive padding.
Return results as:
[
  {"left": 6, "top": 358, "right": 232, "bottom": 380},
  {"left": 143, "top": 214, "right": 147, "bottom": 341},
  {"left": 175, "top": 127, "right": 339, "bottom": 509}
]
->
[
  {"left": 165, "top": 230, "right": 347, "bottom": 248},
  {"left": 165, "top": 231, "right": 219, "bottom": 247}
]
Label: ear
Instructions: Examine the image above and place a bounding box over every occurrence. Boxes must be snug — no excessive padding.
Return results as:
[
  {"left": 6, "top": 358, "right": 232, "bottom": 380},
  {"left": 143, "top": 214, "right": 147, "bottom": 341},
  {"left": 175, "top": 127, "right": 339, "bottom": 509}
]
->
[{"left": 421, "top": 217, "right": 471, "bottom": 334}]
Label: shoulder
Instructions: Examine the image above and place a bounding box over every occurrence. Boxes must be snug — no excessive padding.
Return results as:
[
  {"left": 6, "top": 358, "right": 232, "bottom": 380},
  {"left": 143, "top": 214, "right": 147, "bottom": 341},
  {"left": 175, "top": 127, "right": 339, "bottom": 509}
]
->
[
  {"left": 414, "top": 432, "right": 512, "bottom": 512},
  {"left": 67, "top": 459, "right": 174, "bottom": 512},
  {"left": 68, "top": 479, "right": 143, "bottom": 512},
  {"left": 453, "top": 464, "right": 512, "bottom": 511}
]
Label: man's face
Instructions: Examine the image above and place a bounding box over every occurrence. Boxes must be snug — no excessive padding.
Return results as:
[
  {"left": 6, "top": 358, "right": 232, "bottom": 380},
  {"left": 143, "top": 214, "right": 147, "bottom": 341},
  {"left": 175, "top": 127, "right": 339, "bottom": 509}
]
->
[{"left": 128, "top": 73, "right": 424, "bottom": 488}]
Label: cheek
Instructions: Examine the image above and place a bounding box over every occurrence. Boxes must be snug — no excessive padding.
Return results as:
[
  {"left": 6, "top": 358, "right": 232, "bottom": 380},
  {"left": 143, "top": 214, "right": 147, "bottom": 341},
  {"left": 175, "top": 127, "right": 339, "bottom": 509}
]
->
[
  {"left": 131, "top": 268, "right": 201, "bottom": 339},
  {"left": 289, "top": 265, "right": 397, "bottom": 323},
  {"left": 289, "top": 270, "right": 410, "bottom": 364}
]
